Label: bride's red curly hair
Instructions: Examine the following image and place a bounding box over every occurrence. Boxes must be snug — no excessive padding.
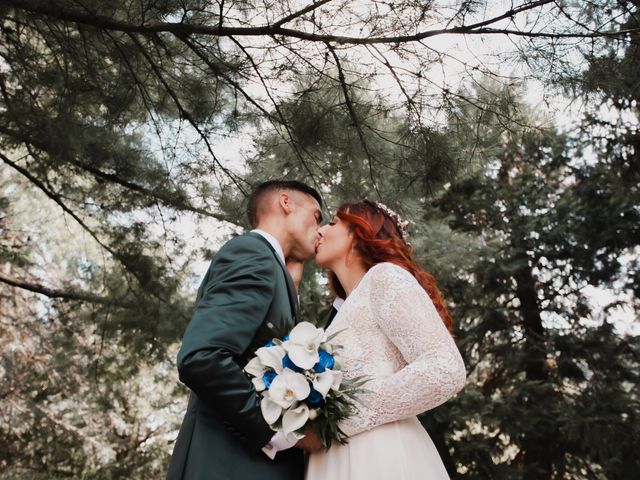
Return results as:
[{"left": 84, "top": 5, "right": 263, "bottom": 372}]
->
[{"left": 329, "top": 200, "right": 453, "bottom": 333}]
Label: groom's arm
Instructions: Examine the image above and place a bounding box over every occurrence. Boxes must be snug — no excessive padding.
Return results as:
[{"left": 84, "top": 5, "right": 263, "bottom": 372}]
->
[{"left": 177, "top": 236, "right": 276, "bottom": 452}]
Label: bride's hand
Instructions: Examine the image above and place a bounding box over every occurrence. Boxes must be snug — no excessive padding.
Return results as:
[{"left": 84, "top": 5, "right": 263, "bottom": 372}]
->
[{"left": 295, "top": 427, "right": 323, "bottom": 453}]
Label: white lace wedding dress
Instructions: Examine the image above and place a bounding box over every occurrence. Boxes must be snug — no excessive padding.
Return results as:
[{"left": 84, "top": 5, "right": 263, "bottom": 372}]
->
[{"left": 306, "top": 263, "right": 467, "bottom": 480}]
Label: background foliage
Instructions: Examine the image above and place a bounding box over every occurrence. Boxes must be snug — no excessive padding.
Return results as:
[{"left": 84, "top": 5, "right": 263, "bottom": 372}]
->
[{"left": 1, "top": 1, "right": 638, "bottom": 478}]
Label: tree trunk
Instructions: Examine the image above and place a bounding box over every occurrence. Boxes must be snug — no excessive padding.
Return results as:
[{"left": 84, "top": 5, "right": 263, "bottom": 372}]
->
[{"left": 514, "top": 260, "right": 554, "bottom": 479}]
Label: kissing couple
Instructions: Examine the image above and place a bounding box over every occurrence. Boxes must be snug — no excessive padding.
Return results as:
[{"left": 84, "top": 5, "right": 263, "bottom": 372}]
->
[{"left": 166, "top": 180, "right": 466, "bottom": 480}]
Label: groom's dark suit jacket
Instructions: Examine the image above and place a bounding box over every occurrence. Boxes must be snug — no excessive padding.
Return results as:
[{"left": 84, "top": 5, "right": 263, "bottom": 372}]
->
[{"left": 166, "top": 232, "right": 304, "bottom": 480}]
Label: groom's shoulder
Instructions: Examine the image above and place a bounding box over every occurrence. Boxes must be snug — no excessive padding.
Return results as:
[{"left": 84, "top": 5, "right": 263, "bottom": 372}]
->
[
  {"left": 217, "top": 233, "right": 274, "bottom": 259},
  {"left": 199, "top": 234, "right": 276, "bottom": 287}
]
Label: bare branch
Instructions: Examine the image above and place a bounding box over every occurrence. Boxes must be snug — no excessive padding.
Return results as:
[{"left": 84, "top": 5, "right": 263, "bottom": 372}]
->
[
  {"left": 227, "top": 36, "right": 329, "bottom": 190},
  {"left": 0, "top": 272, "right": 126, "bottom": 306},
  {"left": 367, "top": 44, "right": 422, "bottom": 124},
  {"left": 0, "top": 150, "right": 117, "bottom": 258},
  {"left": 327, "top": 43, "right": 380, "bottom": 198},
  {"left": 272, "top": 0, "right": 335, "bottom": 28},
  {"left": 0, "top": 124, "right": 236, "bottom": 225},
  {"left": 126, "top": 32, "right": 249, "bottom": 195},
  {"left": 0, "top": 151, "right": 171, "bottom": 301},
  {"left": 69, "top": 159, "right": 234, "bottom": 222},
  {"left": 2, "top": 0, "right": 633, "bottom": 45},
  {"left": 177, "top": 35, "right": 276, "bottom": 120}
]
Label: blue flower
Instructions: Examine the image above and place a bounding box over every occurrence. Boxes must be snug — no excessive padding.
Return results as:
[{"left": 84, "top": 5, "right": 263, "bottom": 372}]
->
[
  {"left": 264, "top": 340, "right": 276, "bottom": 347},
  {"left": 262, "top": 370, "right": 277, "bottom": 389},
  {"left": 313, "top": 349, "right": 335, "bottom": 373},
  {"left": 306, "top": 388, "right": 324, "bottom": 407},
  {"left": 282, "top": 354, "right": 303, "bottom": 372}
]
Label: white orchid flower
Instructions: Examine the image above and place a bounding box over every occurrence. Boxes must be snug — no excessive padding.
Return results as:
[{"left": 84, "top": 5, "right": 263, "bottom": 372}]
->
[
  {"left": 283, "top": 322, "right": 326, "bottom": 370},
  {"left": 313, "top": 370, "right": 343, "bottom": 397},
  {"left": 267, "top": 368, "right": 311, "bottom": 409},
  {"left": 308, "top": 408, "right": 320, "bottom": 421},
  {"left": 260, "top": 395, "right": 282, "bottom": 425},
  {"left": 252, "top": 376, "right": 267, "bottom": 392},
  {"left": 244, "top": 356, "right": 267, "bottom": 378},
  {"left": 256, "top": 344, "right": 286, "bottom": 373},
  {"left": 282, "top": 403, "right": 310, "bottom": 436}
]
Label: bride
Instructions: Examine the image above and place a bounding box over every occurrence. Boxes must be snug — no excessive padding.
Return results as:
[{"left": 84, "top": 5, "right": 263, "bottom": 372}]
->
[{"left": 305, "top": 199, "right": 466, "bottom": 480}]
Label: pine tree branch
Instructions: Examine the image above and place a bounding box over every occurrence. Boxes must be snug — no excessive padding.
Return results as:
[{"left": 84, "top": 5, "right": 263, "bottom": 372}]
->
[
  {"left": 3, "top": 0, "right": 634, "bottom": 44},
  {"left": 368, "top": 44, "right": 416, "bottom": 110},
  {"left": 470, "top": 26, "right": 640, "bottom": 39},
  {"left": 4, "top": 392, "right": 107, "bottom": 452},
  {"left": 227, "top": 35, "right": 329, "bottom": 189},
  {"left": 552, "top": 0, "right": 593, "bottom": 33},
  {"left": 0, "top": 124, "right": 238, "bottom": 225},
  {"left": 327, "top": 44, "right": 380, "bottom": 197},
  {"left": 1, "top": 66, "right": 214, "bottom": 221},
  {"left": 127, "top": 32, "right": 250, "bottom": 195},
  {"left": 272, "top": 0, "right": 335, "bottom": 28},
  {"left": 69, "top": 159, "right": 234, "bottom": 222},
  {"left": 0, "top": 151, "right": 170, "bottom": 302},
  {"left": 102, "top": 28, "right": 169, "bottom": 157},
  {"left": 271, "top": 35, "right": 337, "bottom": 82},
  {"left": 0, "top": 271, "right": 125, "bottom": 305},
  {"left": 0, "top": 150, "right": 118, "bottom": 258},
  {"left": 176, "top": 35, "right": 277, "bottom": 120}
]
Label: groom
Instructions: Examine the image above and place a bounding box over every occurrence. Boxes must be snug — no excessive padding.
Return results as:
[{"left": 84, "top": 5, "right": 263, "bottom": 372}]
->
[{"left": 166, "top": 180, "right": 324, "bottom": 480}]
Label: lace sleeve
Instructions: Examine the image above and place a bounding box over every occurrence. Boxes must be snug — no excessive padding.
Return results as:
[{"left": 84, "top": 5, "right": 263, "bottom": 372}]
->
[{"left": 340, "top": 263, "right": 466, "bottom": 437}]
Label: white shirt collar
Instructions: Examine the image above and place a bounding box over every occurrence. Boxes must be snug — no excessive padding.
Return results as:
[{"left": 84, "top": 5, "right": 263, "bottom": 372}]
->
[
  {"left": 251, "top": 229, "right": 285, "bottom": 264},
  {"left": 332, "top": 297, "right": 345, "bottom": 311}
]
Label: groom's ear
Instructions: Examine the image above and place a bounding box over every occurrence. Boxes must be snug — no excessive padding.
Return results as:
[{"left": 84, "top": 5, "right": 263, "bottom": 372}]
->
[{"left": 279, "top": 192, "right": 294, "bottom": 215}]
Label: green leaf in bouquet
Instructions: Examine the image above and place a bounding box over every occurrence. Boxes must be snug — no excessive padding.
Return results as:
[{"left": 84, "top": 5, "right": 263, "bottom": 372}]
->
[
  {"left": 312, "top": 374, "right": 371, "bottom": 448},
  {"left": 325, "top": 328, "right": 348, "bottom": 343}
]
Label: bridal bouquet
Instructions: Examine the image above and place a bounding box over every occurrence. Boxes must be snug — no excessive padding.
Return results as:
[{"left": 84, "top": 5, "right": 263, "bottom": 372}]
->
[{"left": 244, "top": 321, "right": 366, "bottom": 447}]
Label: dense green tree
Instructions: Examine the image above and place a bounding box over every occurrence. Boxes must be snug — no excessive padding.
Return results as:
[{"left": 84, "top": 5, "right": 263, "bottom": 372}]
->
[
  {"left": 0, "top": 171, "right": 189, "bottom": 479},
  {"left": 428, "top": 80, "right": 639, "bottom": 479},
  {"left": 572, "top": 0, "right": 640, "bottom": 301}
]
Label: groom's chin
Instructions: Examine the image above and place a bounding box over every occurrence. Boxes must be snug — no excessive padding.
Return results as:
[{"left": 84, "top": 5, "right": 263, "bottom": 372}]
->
[{"left": 301, "top": 247, "right": 317, "bottom": 261}]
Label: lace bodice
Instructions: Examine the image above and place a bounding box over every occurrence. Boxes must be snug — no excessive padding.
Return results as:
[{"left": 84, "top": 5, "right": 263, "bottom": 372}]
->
[{"left": 327, "top": 262, "right": 467, "bottom": 437}]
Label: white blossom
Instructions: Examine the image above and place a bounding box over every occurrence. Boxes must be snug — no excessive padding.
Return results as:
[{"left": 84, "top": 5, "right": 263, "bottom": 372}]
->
[{"left": 283, "top": 322, "right": 326, "bottom": 369}]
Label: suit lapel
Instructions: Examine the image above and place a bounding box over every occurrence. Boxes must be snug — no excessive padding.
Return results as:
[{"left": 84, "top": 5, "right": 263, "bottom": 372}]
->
[
  {"left": 324, "top": 306, "right": 338, "bottom": 329},
  {"left": 247, "top": 232, "right": 299, "bottom": 323}
]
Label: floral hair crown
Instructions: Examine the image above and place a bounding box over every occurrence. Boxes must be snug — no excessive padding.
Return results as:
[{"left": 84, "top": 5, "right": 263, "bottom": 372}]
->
[{"left": 371, "top": 201, "right": 411, "bottom": 243}]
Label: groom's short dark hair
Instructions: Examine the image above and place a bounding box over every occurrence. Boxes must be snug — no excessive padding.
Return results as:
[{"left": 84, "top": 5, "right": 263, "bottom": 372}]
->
[{"left": 247, "top": 180, "right": 323, "bottom": 228}]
